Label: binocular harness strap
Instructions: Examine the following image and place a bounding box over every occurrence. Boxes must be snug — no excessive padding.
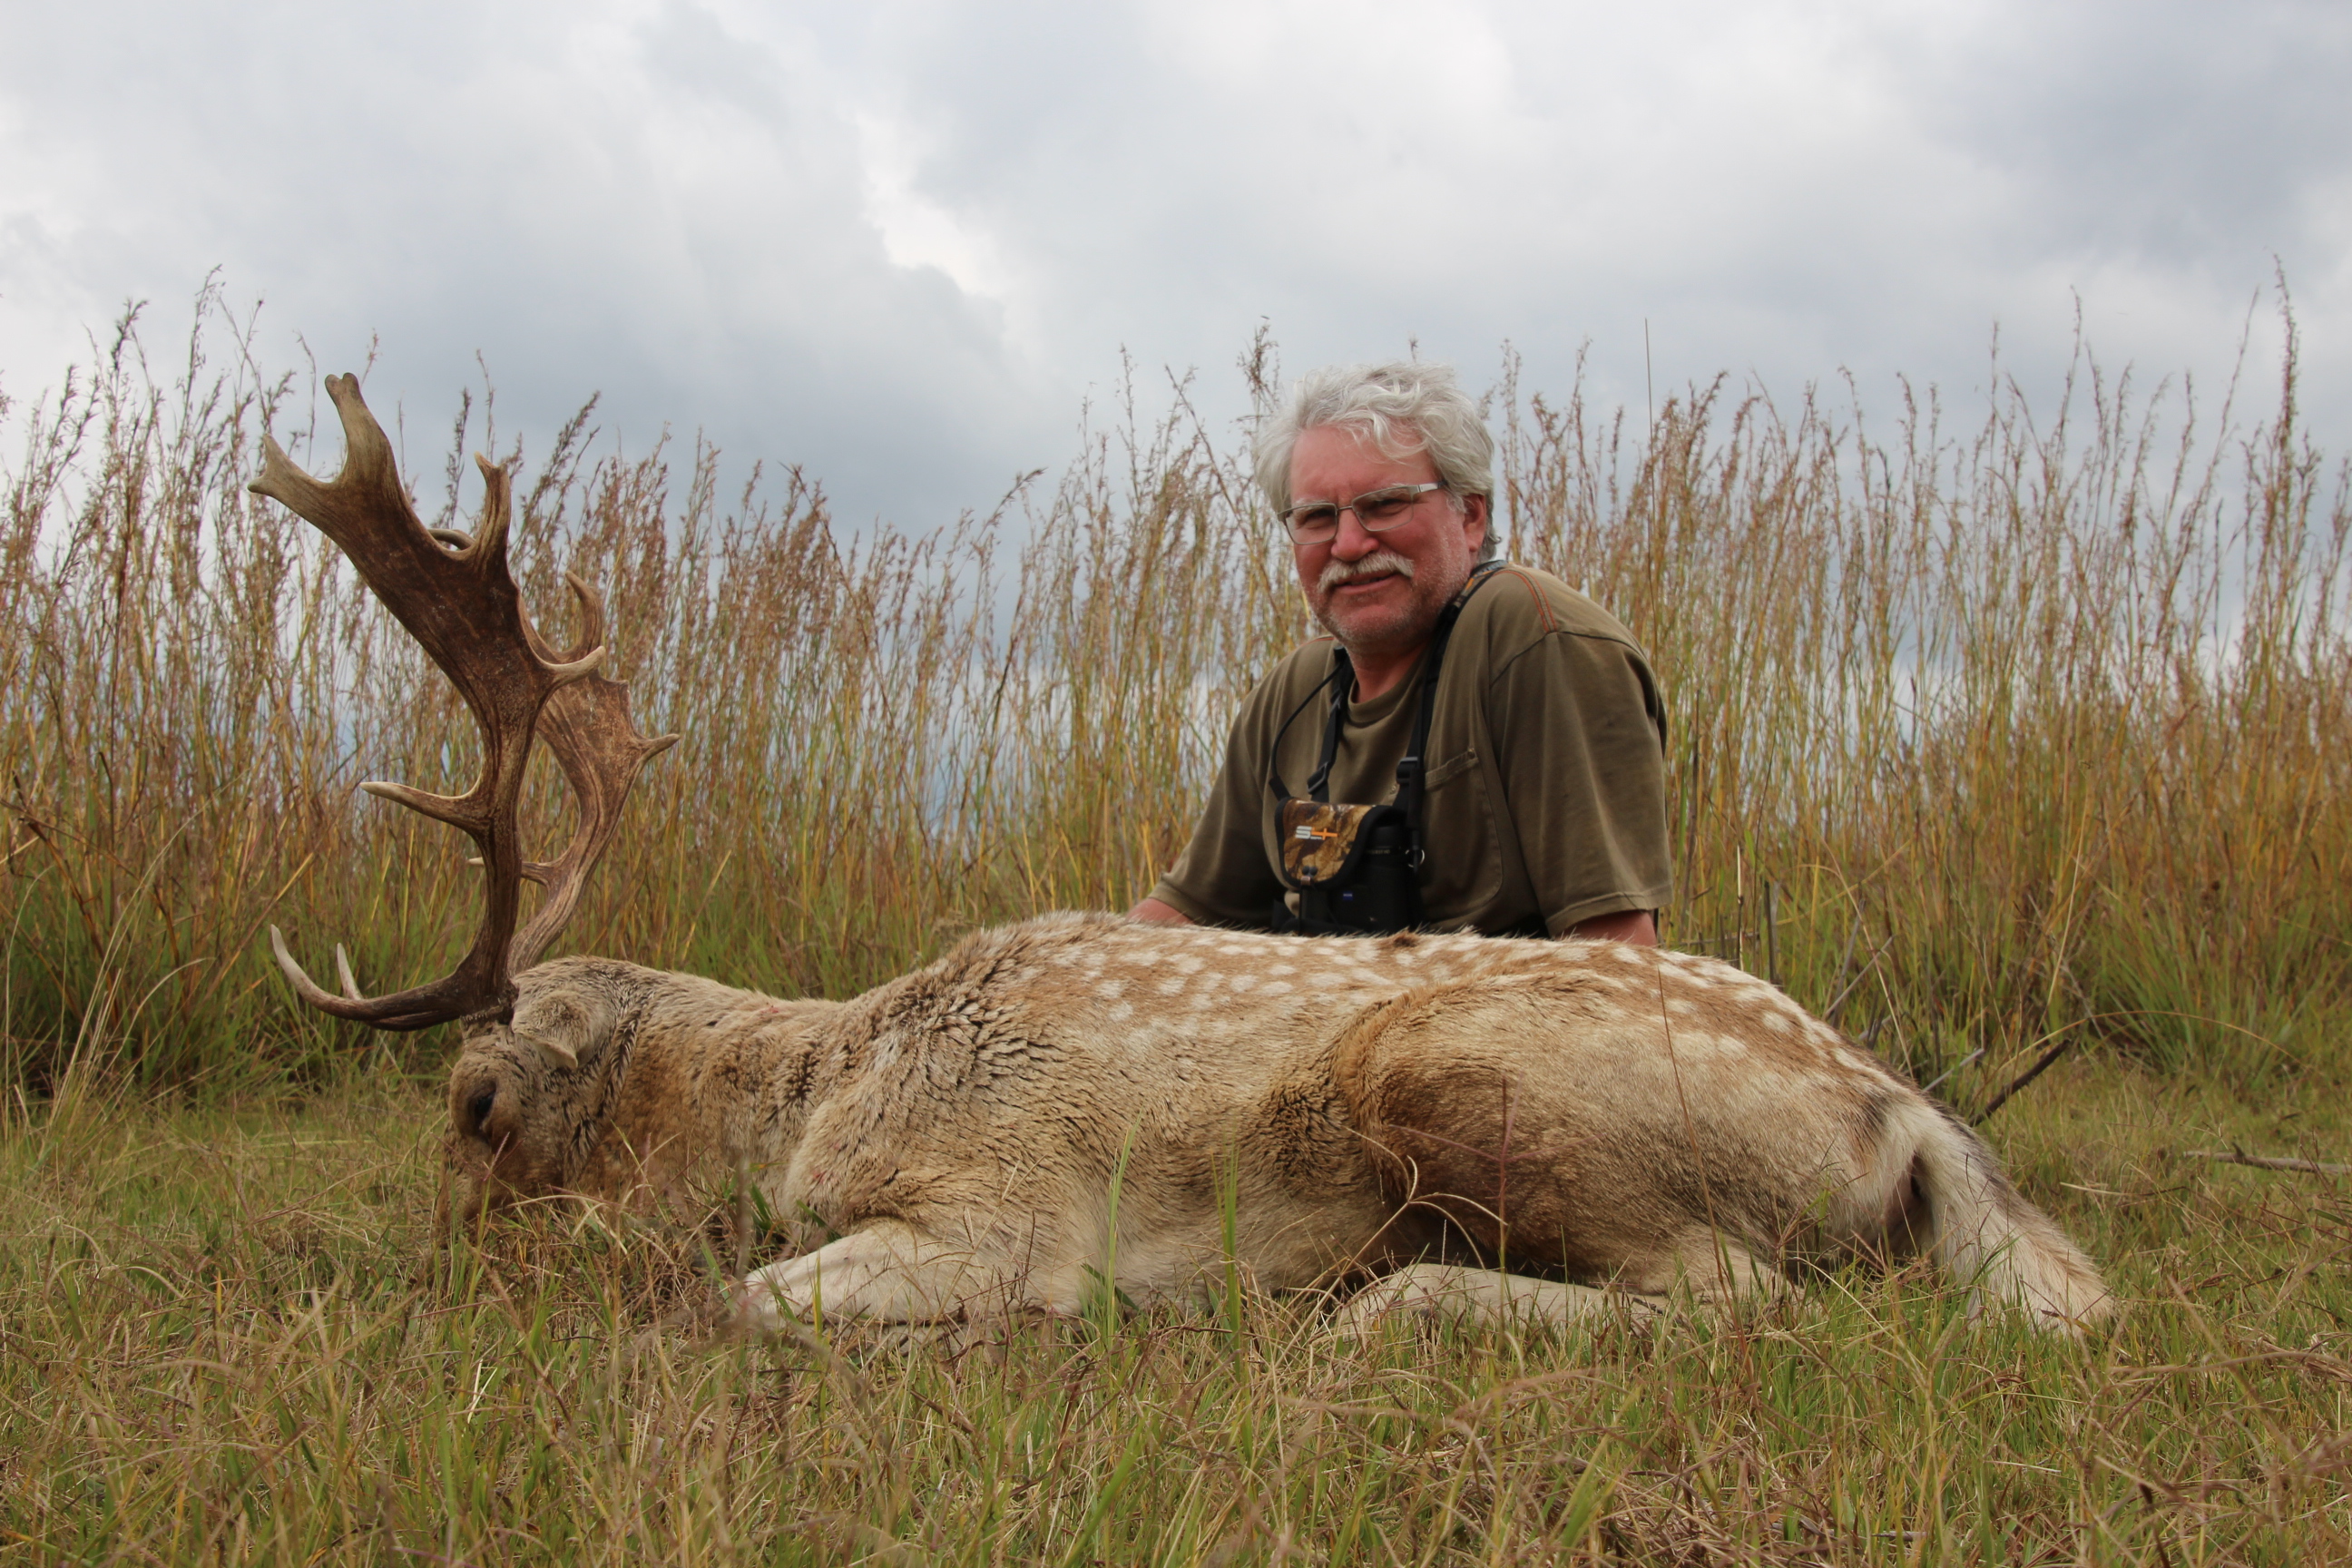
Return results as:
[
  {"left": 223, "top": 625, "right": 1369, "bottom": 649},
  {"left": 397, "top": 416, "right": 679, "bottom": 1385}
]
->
[{"left": 1272, "top": 559, "right": 1507, "bottom": 836}]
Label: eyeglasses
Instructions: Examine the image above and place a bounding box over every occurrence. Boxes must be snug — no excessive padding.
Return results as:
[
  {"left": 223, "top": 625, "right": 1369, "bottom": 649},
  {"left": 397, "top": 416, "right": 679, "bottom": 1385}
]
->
[{"left": 1280, "top": 482, "right": 1446, "bottom": 544}]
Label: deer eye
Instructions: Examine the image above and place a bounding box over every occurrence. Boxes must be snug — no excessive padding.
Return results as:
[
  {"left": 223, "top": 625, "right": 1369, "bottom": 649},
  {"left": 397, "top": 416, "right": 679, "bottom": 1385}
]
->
[{"left": 469, "top": 1090, "right": 496, "bottom": 1132}]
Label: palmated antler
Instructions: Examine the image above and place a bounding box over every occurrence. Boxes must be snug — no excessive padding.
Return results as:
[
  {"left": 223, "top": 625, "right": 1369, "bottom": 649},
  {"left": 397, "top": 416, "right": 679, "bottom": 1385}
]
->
[
  {"left": 253, "top": 373, "right": 675, "bottom": 1029},
  {"left": 508, "top": 575, "right": 679, "bottom": 972}
]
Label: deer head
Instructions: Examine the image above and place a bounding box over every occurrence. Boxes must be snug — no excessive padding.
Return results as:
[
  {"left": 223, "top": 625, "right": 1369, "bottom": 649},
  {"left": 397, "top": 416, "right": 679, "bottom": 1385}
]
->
[{"left": 251, "top": 374, "right": 677, "bottom": 1209}]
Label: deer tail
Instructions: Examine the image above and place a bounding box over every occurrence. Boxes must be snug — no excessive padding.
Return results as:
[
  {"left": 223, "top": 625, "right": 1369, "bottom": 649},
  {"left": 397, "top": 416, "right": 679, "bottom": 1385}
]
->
[{"left": 1893, "top": 1100, "right": 2114, "bottom": 1334}]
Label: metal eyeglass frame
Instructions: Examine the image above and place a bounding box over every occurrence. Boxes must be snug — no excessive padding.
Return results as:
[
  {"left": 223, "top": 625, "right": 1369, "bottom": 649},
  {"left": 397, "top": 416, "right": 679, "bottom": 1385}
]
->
[{"left": 1280, "top": 482, "right": 1447, "bottom": 544}]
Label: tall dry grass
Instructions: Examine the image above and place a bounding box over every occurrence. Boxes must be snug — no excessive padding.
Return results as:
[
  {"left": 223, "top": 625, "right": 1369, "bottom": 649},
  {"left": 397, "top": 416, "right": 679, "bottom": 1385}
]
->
[
  {"left": 1503, "top": 332, "right": 2352, "bottom": 1087},
  {"left": 3, "top": 294, "right": 2347, "bottom": 1107}
]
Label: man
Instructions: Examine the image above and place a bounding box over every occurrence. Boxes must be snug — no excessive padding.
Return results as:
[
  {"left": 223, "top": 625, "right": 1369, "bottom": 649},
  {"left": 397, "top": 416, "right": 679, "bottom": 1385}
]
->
[{"left": 1130, "top": 361, "right": 1671, "bottom": 942}]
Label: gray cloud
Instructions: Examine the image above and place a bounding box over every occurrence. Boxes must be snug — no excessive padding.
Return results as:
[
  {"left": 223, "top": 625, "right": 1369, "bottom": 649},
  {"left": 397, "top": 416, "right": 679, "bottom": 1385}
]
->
[{"left": 3, "top": 0, "right": 2346, "bottom": 531}]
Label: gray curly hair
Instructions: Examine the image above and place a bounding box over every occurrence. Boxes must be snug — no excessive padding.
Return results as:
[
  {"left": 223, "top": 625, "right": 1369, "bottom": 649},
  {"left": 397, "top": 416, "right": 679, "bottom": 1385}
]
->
[{"left": 1253, "top": 361, "right": 1499, "bottom": 562}]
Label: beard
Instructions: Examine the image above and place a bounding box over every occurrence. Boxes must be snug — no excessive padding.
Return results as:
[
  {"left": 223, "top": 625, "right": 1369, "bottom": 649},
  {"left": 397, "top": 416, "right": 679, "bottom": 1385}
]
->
[{"left": 1309, "top": 546, "right": 1460, "bottom": 660}]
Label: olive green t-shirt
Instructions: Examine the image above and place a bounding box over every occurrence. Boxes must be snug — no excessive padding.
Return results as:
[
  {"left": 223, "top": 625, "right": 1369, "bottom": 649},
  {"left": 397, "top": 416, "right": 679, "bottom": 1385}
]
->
[{"left": 1150, "top": 564, "right": 1672, "bottom": 936}]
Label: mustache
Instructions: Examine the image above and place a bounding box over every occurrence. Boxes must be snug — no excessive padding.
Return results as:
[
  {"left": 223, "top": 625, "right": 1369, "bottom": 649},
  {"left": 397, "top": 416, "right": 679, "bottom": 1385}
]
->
[{"left": 1317, "top": 551, "right": 1416, "bottom": 593}]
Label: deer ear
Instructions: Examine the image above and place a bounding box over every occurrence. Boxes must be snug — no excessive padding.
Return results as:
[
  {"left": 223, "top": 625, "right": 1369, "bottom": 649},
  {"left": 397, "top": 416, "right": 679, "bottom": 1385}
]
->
[
  {"left": 510, "top": 989, "right": 607, "bottom": 1071},
  {"left": 522, "top": 1029, "right": 581, "bottom": 1069}
]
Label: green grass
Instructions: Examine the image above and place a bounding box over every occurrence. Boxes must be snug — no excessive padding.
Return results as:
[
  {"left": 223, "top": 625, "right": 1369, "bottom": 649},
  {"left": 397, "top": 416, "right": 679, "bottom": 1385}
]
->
[{"left": 2, "top": 1054, "right": 2348, "bottom": 1563}]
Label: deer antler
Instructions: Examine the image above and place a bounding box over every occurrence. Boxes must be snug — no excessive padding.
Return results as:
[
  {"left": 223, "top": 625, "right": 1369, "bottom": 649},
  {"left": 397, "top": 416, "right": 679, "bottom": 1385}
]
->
[
  {"left": 431, "top": 568, "right": 681, "bottom": 974},
  {"left": 509, "top": 573, "right": 679, "bottom": 972},
  {"left": 253, "top": 372, "right": 670, "bottom": 1028}
]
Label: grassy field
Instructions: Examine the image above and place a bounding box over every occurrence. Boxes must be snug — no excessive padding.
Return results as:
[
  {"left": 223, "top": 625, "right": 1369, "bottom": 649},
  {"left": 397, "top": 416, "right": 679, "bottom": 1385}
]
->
[
  {"left": 4, "top": 1055, "right": 2347, "bottom": 1563},
  {"left": 3, "top": 295, "right": 2349, "bottom": 1560}
]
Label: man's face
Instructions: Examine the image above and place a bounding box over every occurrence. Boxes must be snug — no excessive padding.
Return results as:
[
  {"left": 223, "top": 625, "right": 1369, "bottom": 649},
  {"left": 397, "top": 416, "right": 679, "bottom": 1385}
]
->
[{"left": 1289, "top": 423, "right": 1487, "bottom": 662}]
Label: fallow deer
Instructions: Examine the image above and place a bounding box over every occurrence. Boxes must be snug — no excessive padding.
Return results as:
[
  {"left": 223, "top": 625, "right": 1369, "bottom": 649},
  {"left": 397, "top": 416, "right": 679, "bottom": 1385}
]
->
[{"left": 256, "top": 375, "right": 2112, "bottom": 1336}]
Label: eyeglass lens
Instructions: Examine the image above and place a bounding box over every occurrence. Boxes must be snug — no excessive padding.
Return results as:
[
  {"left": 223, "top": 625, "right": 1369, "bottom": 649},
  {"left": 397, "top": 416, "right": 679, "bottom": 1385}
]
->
[{"left": 1287, "top": 485, "right": 1433, "bottom": 541}]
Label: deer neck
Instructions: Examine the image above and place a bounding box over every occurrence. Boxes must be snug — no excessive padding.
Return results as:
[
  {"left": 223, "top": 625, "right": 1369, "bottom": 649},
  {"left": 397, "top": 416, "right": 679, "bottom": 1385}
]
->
[{"left": 573, "top": 967, "right": 841, "bottom": 1210}]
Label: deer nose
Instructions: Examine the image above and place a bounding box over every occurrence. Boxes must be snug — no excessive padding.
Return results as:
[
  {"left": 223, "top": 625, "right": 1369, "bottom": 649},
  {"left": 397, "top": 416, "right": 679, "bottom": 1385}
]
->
[{"left": 468, "top": 1088, "right": 495, "bottom": 1134}]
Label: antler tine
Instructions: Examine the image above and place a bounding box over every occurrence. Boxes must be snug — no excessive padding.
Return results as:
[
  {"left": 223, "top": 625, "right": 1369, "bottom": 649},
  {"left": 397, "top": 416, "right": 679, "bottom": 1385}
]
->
[
  {"left": 333, "top": 945, "right": 366, "bottom": 1003},
  {"left": 250, "top": 374, "right": 611, "bottom": 1030},
  {"left": 269, "top": 926, "right": 348, "bottom": 1013},
  {"left": 523, "top": 571, "right": 609, "bottom": 666}
]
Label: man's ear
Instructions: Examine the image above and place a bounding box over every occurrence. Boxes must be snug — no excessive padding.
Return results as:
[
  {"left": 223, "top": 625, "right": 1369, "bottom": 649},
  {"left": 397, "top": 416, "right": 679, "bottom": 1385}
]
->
[{"left": 1461, "top": 492, "right": 1490, "bottom": 554}]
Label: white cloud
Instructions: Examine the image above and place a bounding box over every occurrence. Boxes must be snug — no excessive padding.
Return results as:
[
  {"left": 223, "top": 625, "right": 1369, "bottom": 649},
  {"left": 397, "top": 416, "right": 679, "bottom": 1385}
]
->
[{"left": 1, "top": 0, "right": 2346, "bottom": 529}]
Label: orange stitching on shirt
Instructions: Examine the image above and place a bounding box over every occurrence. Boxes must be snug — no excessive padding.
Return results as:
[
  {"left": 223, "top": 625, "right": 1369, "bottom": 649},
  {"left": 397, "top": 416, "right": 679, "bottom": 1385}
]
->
[{"left": 1499, "top": 567, "right": 1556, "bottom": 633}]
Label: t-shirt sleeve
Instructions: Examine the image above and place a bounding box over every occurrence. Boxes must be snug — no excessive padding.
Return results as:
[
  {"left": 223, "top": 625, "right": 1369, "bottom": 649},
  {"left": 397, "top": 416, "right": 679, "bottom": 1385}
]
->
[
  {"left": 1489, "top": 631, "right": 1674, "bottom": 936},
  {"left": 1149, "top": 685, "right": 1287, "bottom": 927}
]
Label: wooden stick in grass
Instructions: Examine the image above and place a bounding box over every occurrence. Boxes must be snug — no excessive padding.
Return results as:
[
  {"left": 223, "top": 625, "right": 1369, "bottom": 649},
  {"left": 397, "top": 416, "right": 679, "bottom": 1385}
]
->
[
  {"left": 1972, "top": 1034, "right": 2077, "bottom": 1125},
  {"left": 2184, "top": 1149, "right": 2352, "bottom": 1176}
]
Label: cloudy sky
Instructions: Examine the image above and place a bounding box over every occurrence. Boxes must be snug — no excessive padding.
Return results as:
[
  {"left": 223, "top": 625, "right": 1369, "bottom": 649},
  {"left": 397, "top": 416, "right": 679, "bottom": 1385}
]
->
[{"left": 3, "top": 0, "right": 2347, "bottom": 531}]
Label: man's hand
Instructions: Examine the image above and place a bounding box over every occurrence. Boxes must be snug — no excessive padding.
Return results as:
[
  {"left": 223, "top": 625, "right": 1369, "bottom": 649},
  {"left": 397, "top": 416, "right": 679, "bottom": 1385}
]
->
[
  {"left": 1568, "top": 909, "right": 1657, "bottom": 946},
  {"left": 1129, "top": 897, "right": 1193, "bottom": 926}
]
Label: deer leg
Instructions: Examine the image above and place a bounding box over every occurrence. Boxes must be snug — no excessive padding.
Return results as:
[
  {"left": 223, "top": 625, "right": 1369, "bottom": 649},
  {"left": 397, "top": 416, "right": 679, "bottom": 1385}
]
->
[
  {"left": 1610, "top": 1228, "right": 1789, "bottom": 1304},
  {"left": 735, "top": 1222, "right": 1011, "bottom": 1330},
  {"left": 1331, "top": 1263, "right": 1663, "bottom": 1337}
]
